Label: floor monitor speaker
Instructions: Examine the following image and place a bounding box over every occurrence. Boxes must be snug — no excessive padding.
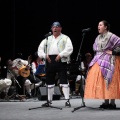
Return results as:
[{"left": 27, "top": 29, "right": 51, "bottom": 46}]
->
[{"left": 37, "top": 86, "right": 61, "bottom": 100}]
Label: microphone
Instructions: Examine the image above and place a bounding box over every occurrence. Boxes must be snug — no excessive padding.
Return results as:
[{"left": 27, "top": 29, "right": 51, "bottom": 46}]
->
[
  {"left": 44, "top": 32, "right": 52, "bottom": 37},
  {"left": 82, "top": 28, "right": 91, "bottom": 33}
]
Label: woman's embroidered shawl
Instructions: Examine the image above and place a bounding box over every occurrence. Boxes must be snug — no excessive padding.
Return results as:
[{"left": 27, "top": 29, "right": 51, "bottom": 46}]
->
[{"left": 89, "top": 32, "right": 120, "bottom": 86}]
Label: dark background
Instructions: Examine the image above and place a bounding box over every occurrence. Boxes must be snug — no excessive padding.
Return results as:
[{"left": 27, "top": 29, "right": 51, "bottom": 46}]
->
[{"left": 0, "top": 0, "right": 120, "bottom": 64}]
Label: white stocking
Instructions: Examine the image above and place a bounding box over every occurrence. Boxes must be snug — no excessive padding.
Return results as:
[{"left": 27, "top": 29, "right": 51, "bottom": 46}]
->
[
  {"left": 25, "top": 79, "right": 32, "bottom": 95},
  {"left": 48, "top": 85, "right": 54, "bottom": 102},
  {"left": 62, "top": 84, "right": 69, "bottom": 100}
]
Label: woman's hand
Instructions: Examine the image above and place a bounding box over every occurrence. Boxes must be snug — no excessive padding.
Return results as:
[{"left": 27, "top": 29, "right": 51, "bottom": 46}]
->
[{"left": 105, "top": 50, "right": 112, "bottom": 55}]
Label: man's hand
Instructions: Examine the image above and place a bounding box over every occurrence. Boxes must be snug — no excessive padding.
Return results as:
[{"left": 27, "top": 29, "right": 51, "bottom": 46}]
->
[
  {"left": 47, "top": 55, "right": 51, "bottom": 63},
  {"left": 55, "top": 55, "right": 61, "bottom": 62},
  {"left": 26, "top": 65, "right": 30, "bottom": 70}
]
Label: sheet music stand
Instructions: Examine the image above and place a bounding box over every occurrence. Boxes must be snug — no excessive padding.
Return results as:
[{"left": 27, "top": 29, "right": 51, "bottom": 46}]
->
[{"left": 35, "top": 64, "right": 45, "bottom": 76}]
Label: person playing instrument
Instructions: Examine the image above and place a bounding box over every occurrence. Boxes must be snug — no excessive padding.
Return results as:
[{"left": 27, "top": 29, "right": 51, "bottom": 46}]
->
[
  {"left": 31, "top": 52, "right": 46, "bottom": 86},
  {"left": 31, "top": 52, "right": 45, "bottom": 74},
  {"left": 38, "top": 21, "right": 73, "bottom": 107},
  {"left": 84, "top": 20, "right": 120, "bottom": 109},
  {"left": 7, "top": 57, "right": 42, "bottom": 98}
]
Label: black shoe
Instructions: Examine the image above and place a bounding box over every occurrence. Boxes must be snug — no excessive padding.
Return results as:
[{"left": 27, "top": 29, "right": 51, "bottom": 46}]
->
[
  {"left": 99, "top": 103, "right": 109, "bottom": 109},
  {"left": 109, "top": 103, "right": 116, "bottom": 109},
  {"left": 42, "top": 101, "right": 52, "bottom": 107},
  {"left": 65, "top": 101, "right": 71, "bottom": 107},
  {"left": 26, "top": 93, "right": 32, "bottom": 98}
]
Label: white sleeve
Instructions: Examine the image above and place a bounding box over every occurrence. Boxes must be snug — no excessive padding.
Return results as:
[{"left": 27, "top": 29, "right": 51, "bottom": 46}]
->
[
  {"left": 38, "top": 39, "right": 46, "bottom": 59},
  {"left": 31, "top": 62, "right": 36, "bottom": 74},
  {"left": 12, "top": 58, "right": 28, "bottom": 67},
  {"left": 20, "top": 59, "right": 28, "bottom": 65},
  {"left": 76, "top": 75, "right": 85, "bottom": 82}
]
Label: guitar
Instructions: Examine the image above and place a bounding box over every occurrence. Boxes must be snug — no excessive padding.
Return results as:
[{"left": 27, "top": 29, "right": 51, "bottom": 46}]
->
[
  {"left": 19, "top": 55, "right": 32, "bottom": 78},
  {"left": 19, "top": 65, "right": 30, "bottom": 78}
]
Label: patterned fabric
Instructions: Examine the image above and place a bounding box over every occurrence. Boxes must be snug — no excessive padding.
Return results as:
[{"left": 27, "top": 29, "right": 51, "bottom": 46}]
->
[
  {"left": 89, "top": 32, "right": 120, "bottom": 86},
  {"left": 84, "top": 57, "right": 120, "bottom": 99}
]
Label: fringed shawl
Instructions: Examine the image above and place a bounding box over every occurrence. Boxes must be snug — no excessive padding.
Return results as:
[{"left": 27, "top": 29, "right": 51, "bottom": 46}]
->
[{"left": 89, "top": 32, "right": 120, "bottom": 87}]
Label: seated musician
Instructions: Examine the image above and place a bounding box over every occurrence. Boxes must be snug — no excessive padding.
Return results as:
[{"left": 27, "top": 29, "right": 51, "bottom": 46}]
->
[
  {"left": 7, "top": 56, "right": 42, "bottom": 98},
  {"left": 31, "top": 52, "right": 46, "bottom": 85},
  {"left": 75, "top": 53, "right": 92, "bottom": 96},
  {"left": 0, "top": 57, "right": 12, "bottom": 99}
]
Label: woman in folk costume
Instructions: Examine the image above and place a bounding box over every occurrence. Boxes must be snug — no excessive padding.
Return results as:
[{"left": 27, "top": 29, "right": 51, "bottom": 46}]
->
[{"left": 84, "top": 20, "right": 120, "bottom": 109}]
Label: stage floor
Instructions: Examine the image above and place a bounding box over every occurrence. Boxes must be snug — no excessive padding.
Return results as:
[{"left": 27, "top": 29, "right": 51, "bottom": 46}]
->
[{"left": 0, "top": 97, "right": 120, "bottom": 120}]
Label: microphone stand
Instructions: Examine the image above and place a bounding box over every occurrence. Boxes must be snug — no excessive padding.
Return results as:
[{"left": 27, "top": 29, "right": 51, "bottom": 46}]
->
[
  {"left": 29, "top": 35, "right": 62, "bottom": 110},
  {"left": 72, "top": 32, "right": 103, "bottom": 112},
  {"left": 7, "top": 69, "right": 26, "bottom": 100}
]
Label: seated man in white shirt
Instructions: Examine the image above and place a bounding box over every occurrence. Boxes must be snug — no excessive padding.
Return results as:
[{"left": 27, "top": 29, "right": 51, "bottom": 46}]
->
[{"left": 7, "top": 57, "right": 42, "bottom": 98}]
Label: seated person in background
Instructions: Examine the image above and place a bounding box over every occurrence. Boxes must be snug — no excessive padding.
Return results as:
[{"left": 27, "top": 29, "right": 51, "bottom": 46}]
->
[
  {"left": 31, "top": 52, "right": 45, "bottom": 74},
  {"left": 0, "top": 57, "right": 12, "bottom": 99},
  {"left": 75, "top": 53, "right": 92, "bottom": 95},
  {"left": 7, "top": 56, "right": 42, "bottom": 98},
  {"left": 31, "top": 52, "right": 46, "bottom": 85},
  {"left": 67, "top": 59, "right": 79, "bottom": 96},
  {"left": 0, "top": 78, "right": 12, "bottom": 99},
  {"left": 81, "top": 53, "right": 92, "bottom": 77},
  {"left": 75, "top": 74, "right": 85, "bottom": 96}
]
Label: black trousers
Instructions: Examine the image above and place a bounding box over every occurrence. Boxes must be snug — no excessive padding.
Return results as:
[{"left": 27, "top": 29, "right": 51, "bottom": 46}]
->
[{"left": 46, "top": 55, "right": 68, "bottom": 85}]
